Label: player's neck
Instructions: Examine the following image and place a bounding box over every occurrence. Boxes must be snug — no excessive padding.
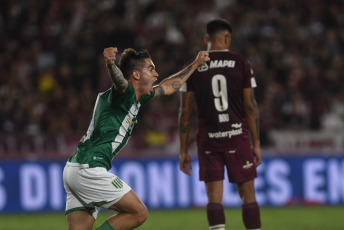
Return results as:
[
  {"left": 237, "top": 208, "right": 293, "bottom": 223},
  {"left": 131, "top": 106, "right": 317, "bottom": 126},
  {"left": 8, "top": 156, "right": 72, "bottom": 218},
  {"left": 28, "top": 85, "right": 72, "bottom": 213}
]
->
[
  {"left": 129, "top": 80, "right": 141, "bottom": 101},
  {"left": 207, "top": 42, "right": 229, "bottom": 51}
]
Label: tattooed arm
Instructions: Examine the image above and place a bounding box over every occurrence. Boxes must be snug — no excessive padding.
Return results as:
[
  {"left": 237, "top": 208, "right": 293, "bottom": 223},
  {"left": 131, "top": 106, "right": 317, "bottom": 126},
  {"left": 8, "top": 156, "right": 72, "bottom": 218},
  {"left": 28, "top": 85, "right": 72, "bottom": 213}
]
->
[
  {"left": 103, "top": 47, "right": 128, "bottom": 94},
  {"left": 243, "top": 87, "right": 262, "bottom": 166},
  {"left": 107, "top": 64, "right": 128, "bottom": 94},
  {"left": 153, "top": 51, "right": 210, "bottom": 98},
  {"left": 178, "top": 91, "right": 194, "bottom": 175}
]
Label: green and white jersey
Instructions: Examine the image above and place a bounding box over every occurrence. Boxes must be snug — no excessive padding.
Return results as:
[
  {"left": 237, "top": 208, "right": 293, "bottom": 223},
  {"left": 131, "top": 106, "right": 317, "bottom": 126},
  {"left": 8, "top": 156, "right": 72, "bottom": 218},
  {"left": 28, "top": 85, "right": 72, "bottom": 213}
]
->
[{"left": 68, "top": 84, "right": 155, "bottom": 170}]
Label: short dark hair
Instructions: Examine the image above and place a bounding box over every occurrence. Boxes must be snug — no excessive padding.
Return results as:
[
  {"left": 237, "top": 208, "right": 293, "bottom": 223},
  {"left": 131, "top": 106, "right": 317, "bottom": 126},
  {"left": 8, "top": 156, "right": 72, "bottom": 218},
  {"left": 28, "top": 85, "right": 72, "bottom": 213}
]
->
[
  {"left": 206, "top": 19, "right": 232, "bottom": 36},
  {"left": 119, "top": 48, "right": 151, "bottom": 79}
]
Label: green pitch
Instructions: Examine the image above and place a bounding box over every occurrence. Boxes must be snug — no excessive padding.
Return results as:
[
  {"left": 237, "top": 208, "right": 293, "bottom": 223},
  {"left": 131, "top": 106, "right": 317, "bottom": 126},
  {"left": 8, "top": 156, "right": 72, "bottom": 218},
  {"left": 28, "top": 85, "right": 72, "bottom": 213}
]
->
[{"left": 0, "top": 206, "right": 343, "bottom": 230}]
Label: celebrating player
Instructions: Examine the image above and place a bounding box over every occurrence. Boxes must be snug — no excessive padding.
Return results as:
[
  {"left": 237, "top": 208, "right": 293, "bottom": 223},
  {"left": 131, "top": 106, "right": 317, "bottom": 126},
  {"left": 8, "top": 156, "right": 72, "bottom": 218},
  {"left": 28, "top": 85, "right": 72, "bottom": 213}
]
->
[
  {"left": 179, "top": 19, "right": 262, "bottom": 230},
  {"left": 63, "top": 47, "right": 209, "bottom": 230}
]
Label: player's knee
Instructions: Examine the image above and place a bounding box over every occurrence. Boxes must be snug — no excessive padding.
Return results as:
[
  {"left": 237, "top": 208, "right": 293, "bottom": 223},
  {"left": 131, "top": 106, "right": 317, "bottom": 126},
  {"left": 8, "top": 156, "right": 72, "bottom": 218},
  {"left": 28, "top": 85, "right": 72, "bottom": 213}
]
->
[
  {"left": 136, "top": 204, "right": 148, "bottom": 225},
  {"left": 237, "top": 191, "right": 255, "bottom": 204},
  {"left": 66, "top": 211, "right": 94, "bottom": 230},
  {"left": 239, "top": 190, "right": 256, "bottom": 204},
  {"left": 237, "top": 181, "right": 256, "bottom": 204}
]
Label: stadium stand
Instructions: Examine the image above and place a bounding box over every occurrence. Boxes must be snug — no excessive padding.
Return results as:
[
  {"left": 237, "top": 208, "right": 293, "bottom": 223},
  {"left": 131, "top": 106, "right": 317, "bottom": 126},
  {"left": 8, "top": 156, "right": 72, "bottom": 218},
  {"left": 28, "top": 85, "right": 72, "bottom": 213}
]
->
[{"left": 0, "top": 0, "right": 343, "bottom": 158}]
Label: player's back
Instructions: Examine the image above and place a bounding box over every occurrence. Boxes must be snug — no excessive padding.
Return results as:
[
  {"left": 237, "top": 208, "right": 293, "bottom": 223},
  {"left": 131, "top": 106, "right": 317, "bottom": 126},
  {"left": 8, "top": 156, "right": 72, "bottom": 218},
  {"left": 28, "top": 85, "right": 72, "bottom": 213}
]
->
[{"left": 185, "top": 50, "right": 256, "bottom": 150}]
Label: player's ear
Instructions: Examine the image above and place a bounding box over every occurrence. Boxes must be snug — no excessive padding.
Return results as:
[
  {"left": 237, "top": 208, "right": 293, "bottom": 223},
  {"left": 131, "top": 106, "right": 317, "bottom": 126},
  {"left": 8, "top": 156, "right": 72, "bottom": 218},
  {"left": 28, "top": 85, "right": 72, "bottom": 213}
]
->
[
  {"left": 204, "top": 34, "right": 209, "bottom": 44},
  {"left": 225, "top": 33, "right": 231, "bottom": 47},
  {"left": 133, "top": 70, "right": 140, "bottom": 80}
]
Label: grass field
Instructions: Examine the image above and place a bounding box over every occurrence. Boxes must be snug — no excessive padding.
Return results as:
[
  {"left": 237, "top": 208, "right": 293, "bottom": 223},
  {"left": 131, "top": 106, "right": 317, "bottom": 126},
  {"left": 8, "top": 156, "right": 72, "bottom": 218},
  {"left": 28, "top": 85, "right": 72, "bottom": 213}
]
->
[{"left": 1, "top": 206, "right": 343, "bottom": 230}]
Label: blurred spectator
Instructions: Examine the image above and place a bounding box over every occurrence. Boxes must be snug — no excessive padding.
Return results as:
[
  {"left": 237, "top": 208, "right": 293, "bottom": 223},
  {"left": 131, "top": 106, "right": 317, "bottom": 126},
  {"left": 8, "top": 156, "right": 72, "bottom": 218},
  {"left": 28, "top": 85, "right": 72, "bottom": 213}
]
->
[
  {"left": 1, "top": 0, "right": 344, "bottom": 158},
  {"left": 320, "top": 92, "right": 344, "bottom": 131}
]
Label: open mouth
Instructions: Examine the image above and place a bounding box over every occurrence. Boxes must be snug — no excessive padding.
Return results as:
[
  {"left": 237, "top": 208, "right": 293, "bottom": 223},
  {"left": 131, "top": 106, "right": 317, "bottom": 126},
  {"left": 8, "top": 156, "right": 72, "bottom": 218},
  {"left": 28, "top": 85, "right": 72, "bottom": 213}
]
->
[
  {"left": 152, "top": 78, "right": 157, "bottom": 85},
  {"left": 150, "top": 78, "right": 157, "bottom": 91}
]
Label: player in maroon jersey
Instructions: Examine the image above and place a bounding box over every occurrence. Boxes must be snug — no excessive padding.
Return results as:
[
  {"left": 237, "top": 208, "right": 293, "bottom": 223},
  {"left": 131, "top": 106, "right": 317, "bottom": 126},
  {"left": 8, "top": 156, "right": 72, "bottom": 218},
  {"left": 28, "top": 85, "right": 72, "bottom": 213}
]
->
[{"left": 179, "top": 19, "right": 262, "bottom": 230}]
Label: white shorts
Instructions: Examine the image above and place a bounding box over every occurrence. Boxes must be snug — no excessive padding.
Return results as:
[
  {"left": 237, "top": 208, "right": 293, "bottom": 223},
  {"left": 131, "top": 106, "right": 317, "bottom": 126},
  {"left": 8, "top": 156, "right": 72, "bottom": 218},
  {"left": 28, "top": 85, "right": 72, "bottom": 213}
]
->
[{"left": 63, "top": 162, "right": 131, "bottom": 219}]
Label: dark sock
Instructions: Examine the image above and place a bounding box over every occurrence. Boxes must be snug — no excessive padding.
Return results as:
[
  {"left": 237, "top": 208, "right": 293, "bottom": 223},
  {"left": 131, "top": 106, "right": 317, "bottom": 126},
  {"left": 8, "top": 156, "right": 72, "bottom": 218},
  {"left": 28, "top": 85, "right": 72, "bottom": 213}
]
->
[
  {"left": 242, "top": 202, "right": 261, "bottom": 229},
  {"left": 207, "top": 202, "right": 226, "bottom": 228}
]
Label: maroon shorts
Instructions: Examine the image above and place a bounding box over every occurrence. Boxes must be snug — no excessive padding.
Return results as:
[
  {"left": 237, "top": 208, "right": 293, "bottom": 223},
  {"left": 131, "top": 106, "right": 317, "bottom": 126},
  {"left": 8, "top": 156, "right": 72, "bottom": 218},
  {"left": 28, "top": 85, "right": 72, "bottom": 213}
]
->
[{"left": 198, "top": 143, "right": 257, "bottom": 183}]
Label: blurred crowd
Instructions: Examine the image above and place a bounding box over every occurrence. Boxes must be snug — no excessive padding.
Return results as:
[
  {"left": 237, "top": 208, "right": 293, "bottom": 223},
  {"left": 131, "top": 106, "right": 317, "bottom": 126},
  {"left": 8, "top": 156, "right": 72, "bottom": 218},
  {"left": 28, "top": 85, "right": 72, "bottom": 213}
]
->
[{"left": 1, "top": 0, "right": 344, "bottom": 158}]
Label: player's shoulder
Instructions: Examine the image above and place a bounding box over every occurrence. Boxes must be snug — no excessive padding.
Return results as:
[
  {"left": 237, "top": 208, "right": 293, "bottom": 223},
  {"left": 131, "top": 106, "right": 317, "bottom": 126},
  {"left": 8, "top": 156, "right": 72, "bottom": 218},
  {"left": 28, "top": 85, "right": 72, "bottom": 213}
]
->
[
  {"left": 229, "top": 50, "right": 247, "bottom": 59},
  {"left": 209, "top": 50, "right": 248, "bottom": 61}
]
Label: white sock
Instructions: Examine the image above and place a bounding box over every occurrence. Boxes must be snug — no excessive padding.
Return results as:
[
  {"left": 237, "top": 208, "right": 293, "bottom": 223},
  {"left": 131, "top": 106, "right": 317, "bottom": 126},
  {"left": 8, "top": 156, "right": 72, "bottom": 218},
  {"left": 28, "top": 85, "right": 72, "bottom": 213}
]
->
[{"left": 209, "top": 224, "right": 225, "bottom": 230}]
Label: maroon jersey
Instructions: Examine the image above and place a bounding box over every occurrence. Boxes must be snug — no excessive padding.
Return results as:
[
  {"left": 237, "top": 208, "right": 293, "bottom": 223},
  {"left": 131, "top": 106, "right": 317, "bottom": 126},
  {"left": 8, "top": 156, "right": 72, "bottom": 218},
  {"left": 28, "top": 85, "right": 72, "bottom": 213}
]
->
[{"left": 181, "top": 50, "right": 257, "bottom": 151}]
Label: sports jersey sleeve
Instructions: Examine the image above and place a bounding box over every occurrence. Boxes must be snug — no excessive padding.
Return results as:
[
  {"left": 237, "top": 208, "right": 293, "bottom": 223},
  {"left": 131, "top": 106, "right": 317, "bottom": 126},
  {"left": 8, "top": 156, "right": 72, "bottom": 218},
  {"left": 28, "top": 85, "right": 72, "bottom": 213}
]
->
[
  {"left": 243, "top": 58, "right": 257, "bottom": 89},
  {"left": 109, "top": 85, "right": 133, "bottom": 106}
]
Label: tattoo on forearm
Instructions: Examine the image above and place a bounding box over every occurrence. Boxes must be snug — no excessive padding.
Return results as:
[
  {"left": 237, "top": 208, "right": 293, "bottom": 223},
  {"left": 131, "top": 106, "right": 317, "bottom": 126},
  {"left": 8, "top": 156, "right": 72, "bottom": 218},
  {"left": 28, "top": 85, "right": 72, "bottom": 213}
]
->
[
  {"left": 159, "top": 66, "right": 192, "bottom": 95},
  {"left": 172, "top": 81, "right": 182, "bottom": 89},
  {"left": 156, "top": 86, "right": 165, "bottom": 97},
  {"left": 179, "top": 93, "right": 192, "bottom": 133},
  {"left": 176, "top": 66, "right": 192, "bottom": 80},
  {"left": 108, "top": 65, "right": 126, "bottom": 88}
]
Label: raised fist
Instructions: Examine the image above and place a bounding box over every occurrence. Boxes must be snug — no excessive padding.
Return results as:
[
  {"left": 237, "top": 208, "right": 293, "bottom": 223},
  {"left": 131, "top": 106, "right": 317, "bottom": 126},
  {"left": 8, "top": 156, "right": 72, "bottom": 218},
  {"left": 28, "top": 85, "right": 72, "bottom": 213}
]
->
[
  {"left": 195, "top": 51, "right": 210, "bottom": 67},
  {"left": 103, "top": 47, "right": 118, "bottom": 67}
]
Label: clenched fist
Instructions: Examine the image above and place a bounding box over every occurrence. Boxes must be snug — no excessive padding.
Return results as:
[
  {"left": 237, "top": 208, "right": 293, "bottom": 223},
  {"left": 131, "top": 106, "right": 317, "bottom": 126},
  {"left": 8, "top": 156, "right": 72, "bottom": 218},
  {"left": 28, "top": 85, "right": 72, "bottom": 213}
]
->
[
  {"left": 194, "top": 51, "right": 210, "bottom": 67},
  {"left": 103, "top": 47, "right": 118, "bottom": 67}
]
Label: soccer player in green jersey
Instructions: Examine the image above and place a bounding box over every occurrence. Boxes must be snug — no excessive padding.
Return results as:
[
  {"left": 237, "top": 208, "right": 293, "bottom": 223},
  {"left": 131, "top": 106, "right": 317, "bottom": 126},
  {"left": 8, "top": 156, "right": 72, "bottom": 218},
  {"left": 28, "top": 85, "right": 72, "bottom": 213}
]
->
[{"left": 63, "top": 47, "right": 210, "bottom": 230}]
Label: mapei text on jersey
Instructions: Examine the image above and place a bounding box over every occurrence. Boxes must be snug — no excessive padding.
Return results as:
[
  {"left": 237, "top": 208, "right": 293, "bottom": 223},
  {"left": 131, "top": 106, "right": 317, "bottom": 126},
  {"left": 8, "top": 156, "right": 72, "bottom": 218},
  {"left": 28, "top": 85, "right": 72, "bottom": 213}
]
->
[{"left": 210, "top": 60, "right": 235, "bottom": 68}]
